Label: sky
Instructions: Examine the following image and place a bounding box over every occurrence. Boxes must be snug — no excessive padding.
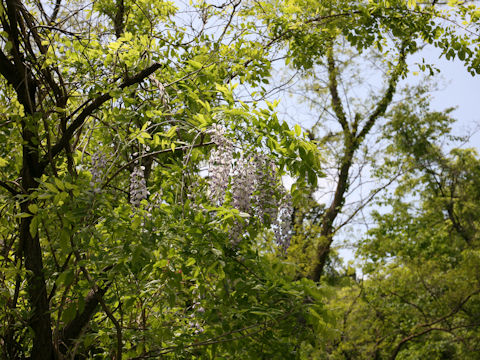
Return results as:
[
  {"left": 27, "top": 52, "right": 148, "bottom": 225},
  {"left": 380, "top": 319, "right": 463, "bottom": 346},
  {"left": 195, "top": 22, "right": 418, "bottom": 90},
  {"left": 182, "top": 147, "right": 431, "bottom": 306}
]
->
[
  {"left": 342, "top": 47, "right": 480, "bottom": 264},
  {"left": 414, "top": 47, "right": 480, "bottom": 146},
  {"left": 274, "top": 43, "right": 480, "bottom": 266}
]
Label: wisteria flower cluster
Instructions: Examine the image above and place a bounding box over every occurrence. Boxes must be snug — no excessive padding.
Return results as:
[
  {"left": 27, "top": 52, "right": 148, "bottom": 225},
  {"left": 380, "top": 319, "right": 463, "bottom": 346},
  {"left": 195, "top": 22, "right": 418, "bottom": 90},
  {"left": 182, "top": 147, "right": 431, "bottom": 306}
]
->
[
  {"left": 207, "top": 124, "right": 294, "bottom": 249},
  {"left": 252, "top": 155, "right": 293, "bottom": 249},
  {"left": 229, "top": 156, "right": 257, "bottom": 245},
  {"left": 188, "top": 301, "right": 205, "bottom": 334},
  {"left": 90, "top": 151, "right": 108, "bottom": 191},
  {"left": 130, "top": 165, "right": 149, "bottom": 207},
  {"left": 231, "top": 156, "right": 256, "bottom": 213},
  {"left": 253, "top": 155, "right": 279, "bottom": 225},
  {"left": 187, "top": 288, "right": 205, "bottom": 334},
  {"left": 273, "top": 194, "right": 293, "bottom": 250},
  {"left": 208, "top": 124, "right": 233, "bottom": 204}
]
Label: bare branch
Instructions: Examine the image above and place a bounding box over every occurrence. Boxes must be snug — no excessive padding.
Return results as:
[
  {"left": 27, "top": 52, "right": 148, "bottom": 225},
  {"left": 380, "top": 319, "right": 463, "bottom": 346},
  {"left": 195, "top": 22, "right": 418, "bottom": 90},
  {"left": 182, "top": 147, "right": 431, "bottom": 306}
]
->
[{"left": 390, "top": 289, "right": 480, "bottom": 359}]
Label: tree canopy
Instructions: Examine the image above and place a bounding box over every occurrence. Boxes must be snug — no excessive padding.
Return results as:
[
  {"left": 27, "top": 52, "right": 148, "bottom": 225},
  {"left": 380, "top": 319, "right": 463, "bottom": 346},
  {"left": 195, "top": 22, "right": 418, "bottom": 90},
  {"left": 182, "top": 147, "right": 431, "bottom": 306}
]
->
[{"left": 0, "top": 0, "right": 479, "bottom": 359}]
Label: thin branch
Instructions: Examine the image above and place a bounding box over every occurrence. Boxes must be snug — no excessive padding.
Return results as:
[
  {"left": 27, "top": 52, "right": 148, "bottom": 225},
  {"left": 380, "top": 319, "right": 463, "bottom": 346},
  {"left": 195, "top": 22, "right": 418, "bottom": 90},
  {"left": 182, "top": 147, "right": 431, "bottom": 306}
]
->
[
  {"left": 335, "top": 171, "right": 403, "bottom": 232},
  {"left": 101, "top": 141, "right": 214, "bottom": 189},
  {"left": 49, "top": 0, "right": 62, "bottom": 25},
  {"left": 390, "top": 289, "right": 480, "bottom": 359},
  {"left": 0, "top": 180, "right": 19, "bottom": 195}
]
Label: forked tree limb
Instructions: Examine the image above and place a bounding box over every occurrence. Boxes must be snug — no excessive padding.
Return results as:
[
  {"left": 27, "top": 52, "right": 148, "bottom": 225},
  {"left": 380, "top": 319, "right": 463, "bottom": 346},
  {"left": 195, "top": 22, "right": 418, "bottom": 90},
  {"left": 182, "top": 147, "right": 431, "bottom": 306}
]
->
[{"left": 310, "top": 41, "right": 408, "bottom": 282}]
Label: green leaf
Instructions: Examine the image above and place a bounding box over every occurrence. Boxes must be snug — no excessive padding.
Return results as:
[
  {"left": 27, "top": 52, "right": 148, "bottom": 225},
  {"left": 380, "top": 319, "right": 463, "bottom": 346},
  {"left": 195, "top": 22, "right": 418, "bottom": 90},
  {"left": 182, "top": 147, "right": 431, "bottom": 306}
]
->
[
  {"left": 54, "top": 178, "right": 65, "bottom": 190},
  {"left": 45, "top": 182, "right": 59, "bottom": 193},
  {"left": 56, "top": 269, "right": 75, "bottom": 287},
  {"left": 28, "top": 204, "right": 38, "bottom": 214},
  {"left": 29, "top": 215, "right": 38, "bottom": 238},
  {"left": 165, "top": 126, "right": 177, "bottom": 138},
  {"left": 294, "top": 124, "right": 302, "bottom": 137},
  {"left": 189, "top": 60, "right": 203, "bottom": 69},
  {"left": 62, "top": 303, "right": 77, "bottom": 323}
]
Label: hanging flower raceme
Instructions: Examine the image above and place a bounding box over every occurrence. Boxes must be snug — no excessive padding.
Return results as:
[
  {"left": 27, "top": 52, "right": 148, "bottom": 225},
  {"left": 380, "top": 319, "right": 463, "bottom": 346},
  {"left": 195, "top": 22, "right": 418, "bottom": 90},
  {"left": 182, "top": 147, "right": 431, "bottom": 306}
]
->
[
  {"left": 90, "top": 151, "right": 108, "bottom": 191},
  {"left": 130, "top": 165, "right": 149, "bottom": 207},
  {"left": 189, "top": 290, "right": 205, "bottom": 334},
  {"left": 229, "top": 156, "right": 256, "bottom": 245},
  {"left": 208, "top": 124, "right": 233, "bottom": 204},
  {"left": 274, "top": 194, "right": 293, "bottom": 250},
  {"left": 252, "top": 154, "right": 293, "bottom": 249},
  {"left": 149, "top": 75, "right": 170, "bottom": 110},
  {"left": 253, "top": 154, "right": 279, "bottom": 226},
  {"left": 206, "top": 124, "right": 294, "bottom": 250},
  {"left": 231, "top": 156, "right": 256, "bottom": 213}
]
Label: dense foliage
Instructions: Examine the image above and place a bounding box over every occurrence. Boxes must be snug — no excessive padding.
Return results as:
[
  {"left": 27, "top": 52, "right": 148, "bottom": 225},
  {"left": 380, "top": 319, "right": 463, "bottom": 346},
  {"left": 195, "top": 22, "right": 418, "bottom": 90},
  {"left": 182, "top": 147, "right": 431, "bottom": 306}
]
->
[{"left": 0, "top": 0, "right": 479, "bottom": 359}]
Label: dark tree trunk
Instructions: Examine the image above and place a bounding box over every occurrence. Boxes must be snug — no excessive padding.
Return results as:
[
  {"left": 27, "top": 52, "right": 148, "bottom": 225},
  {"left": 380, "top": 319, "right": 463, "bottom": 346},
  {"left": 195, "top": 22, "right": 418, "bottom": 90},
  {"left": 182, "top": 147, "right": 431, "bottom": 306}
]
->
[{"left": 19, "top": 97, "right": 54, "bottom": 360}]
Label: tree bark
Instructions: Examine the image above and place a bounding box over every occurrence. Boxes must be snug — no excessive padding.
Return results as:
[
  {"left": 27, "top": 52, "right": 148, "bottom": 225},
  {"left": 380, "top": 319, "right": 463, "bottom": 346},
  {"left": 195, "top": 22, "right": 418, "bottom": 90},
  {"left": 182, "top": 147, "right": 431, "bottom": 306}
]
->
[
  {"left": 311, "top": 146, "right": 355, "bottom": 282},
  {"left": 0, "top": 0, "right": 55, "bottom": 355},
  {"left": 19, "top": 96, "right": 54, "bottom": 360},
  {"left": 59, "top": 285, "right": 108, "bottom": 355},
  {"left": 310, "top": 41, "right": 406, "bottom": 282}
]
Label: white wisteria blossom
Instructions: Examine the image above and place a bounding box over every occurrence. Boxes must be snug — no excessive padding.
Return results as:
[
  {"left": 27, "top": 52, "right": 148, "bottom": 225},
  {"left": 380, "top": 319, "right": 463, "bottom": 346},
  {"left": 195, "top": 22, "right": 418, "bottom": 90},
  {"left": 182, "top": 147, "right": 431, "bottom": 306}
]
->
[
  {"left": 188, "top": 289, "right": 205, "bottom": 334},
  {"left": 229, "top": 156, "right": 257, "bottom": 245},
  {"left": 252, "top": 154, "right": 279, "bottom": 225},
  {"left": 231, "top": 156, "right": 256, "bottom": 213},
  {"left": 207, "top": 124, "right": 233, "bottom": 204},
  {"left": 274, "top": 194, "right": 293, "bottom": 250},
  {"left": 149, "top": 75, "right": 170, "bottom": 110}
]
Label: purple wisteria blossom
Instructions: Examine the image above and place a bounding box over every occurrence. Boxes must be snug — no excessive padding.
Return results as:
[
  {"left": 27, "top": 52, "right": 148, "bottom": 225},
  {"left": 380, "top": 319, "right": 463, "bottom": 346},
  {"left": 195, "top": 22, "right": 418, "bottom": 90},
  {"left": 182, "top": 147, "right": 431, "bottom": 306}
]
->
[
  {"left": 130, "top": 165, "right": 149, "bottom": 207},
  {"left": 206, "top": 124, "right": 294, "bottom": 249},
  {"left": 90, "top": 151, "right": 108, "bottom": 191}
]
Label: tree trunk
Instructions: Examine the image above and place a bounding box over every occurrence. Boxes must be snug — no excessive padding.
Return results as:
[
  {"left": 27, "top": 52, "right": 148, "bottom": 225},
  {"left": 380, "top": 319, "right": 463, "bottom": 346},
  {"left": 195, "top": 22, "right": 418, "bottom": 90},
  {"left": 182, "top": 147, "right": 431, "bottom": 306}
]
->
[
  {"left": 20, "top": 123, "right": 54, "bottom": 359},
  {"left": 311, "top": 146, "right": 355, "bottom": 282}
]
